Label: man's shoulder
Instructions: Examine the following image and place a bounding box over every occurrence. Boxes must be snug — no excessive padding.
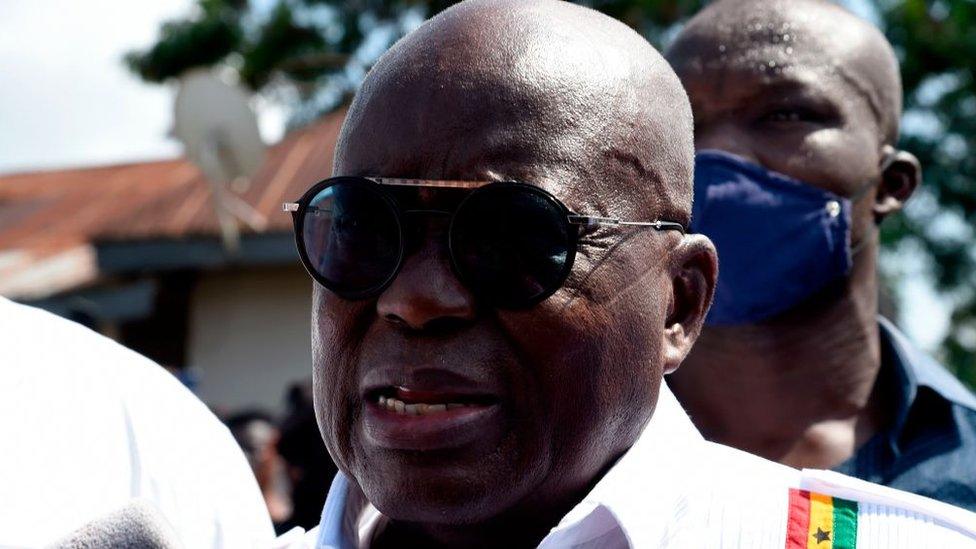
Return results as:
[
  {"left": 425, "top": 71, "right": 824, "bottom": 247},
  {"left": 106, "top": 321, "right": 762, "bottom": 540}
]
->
[
  {"left": 682, "top": 443, "right": 976, "bottom": 547},
  {"left": 879, "top": 316, "right": 976, "bottom": 411},
  {"left": 793, "top": 469, "right": 976, "bottom": 547},
  {"left": 1, "top": 297, "right": 160, "bottom": 379},
  {"left": 697, "top": 439, "right": 802, "bottom": 494},
  {"left": 911, "top": 350, "right": 976, "bottom": 412},
  {"left": 0, "top": 298, "right": 230, "bottom": 442},
  {"left": 1, "top": 298, "right": 204, "bottom": 413},
  {"left": 0, "top": 298, "right": 275, "bottom": 547}
]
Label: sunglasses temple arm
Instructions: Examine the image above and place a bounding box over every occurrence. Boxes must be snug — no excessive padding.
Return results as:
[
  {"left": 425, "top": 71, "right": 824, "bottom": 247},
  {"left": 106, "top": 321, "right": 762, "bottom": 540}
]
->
[
  {"left": 619, "top": 220, "right": 686, "bottom": 234},
  {"left": 568, "top": 215, "right": 686, "bottom": 234}
]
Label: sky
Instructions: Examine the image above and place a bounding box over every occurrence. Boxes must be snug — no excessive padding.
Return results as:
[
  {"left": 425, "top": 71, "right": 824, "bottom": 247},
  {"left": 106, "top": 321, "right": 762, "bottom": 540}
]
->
[
  {"left": 0, "top": 0, "right": 285, "bottom": 175},
  {"left": 0, "top": 0, "right": 950, "bottom": 350}
]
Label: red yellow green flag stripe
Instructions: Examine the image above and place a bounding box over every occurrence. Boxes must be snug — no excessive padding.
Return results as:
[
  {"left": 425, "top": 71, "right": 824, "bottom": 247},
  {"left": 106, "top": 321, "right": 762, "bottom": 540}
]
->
[{"left": 785, "top": 489, "right": 858, "bottom": 549}]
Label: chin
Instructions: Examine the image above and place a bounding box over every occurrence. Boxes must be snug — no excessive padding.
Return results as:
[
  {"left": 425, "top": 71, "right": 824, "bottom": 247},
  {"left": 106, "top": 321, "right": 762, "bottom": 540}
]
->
[{"left": 353, "top": 444, "right": 543, "bottom": 525}]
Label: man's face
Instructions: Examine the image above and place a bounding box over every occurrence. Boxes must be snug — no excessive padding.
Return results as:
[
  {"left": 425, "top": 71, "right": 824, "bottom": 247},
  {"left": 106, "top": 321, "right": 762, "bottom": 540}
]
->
[
  {"left": 310, "top": 76, "right": 680, "bottom": 525},
  {"left": 667, "top": 3, "right": 897, "bottom": 239}
]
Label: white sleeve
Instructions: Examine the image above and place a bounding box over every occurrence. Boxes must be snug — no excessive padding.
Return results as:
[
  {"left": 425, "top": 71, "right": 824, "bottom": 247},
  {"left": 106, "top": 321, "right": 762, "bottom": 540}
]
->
[
  {"left": 801, "top": 469, "right": 976, "bottom": 537},
  {"left": 800, "top": 469, "right": 976, "bottom": 547},
  {"left": 111, "top": 338, "right": 277, "bottom": 548},
  {"left": 0, "top": 299, "right": 275, "bottom": 548}
]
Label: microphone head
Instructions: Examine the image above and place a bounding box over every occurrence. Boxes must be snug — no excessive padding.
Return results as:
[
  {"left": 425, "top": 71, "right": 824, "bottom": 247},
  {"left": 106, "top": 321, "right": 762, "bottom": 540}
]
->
[{"left": 48, "top": 499, "right": 184, "bottom": 549}]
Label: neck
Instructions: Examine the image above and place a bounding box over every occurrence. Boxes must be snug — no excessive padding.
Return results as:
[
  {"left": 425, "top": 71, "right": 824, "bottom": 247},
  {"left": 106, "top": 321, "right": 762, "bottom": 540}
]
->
[{"left": 670, "top": 249, "right": 889, "bottom": 469}]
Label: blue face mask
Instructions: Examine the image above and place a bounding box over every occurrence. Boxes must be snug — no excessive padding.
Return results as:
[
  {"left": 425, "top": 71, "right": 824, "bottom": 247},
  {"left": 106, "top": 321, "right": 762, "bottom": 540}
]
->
[{"left": 692, "top": 150, "right": 878, "bottom": 326}]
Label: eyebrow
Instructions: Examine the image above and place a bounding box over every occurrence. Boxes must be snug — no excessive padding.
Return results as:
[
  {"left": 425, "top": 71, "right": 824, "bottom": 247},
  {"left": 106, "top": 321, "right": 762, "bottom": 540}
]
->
[
  {"left": 720, "top": 67, "right": 844, "bottom": 113},
  {"left": 759, "top": 78, "right": 841, "bottom": 106},
  {"left": 745, "top": 56, "right": 883, "bottom": 123}
]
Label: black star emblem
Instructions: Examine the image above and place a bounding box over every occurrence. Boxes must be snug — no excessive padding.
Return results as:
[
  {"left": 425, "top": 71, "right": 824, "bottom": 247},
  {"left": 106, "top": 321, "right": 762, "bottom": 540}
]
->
[{"left": 813, "top": 527, "right": 831, "bottom": 544}]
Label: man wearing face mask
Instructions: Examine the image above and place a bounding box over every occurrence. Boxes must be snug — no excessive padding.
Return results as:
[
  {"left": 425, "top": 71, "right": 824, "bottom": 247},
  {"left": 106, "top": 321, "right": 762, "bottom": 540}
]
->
[{"left": 666, "top": 0, "right": 976, "bottom": 512}]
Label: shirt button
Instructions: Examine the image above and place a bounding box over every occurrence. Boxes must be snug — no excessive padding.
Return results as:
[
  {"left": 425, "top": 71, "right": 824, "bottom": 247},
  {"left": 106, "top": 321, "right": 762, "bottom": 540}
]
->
[{"left": 826, "top": 200, "right": 841, "bottom": 218}]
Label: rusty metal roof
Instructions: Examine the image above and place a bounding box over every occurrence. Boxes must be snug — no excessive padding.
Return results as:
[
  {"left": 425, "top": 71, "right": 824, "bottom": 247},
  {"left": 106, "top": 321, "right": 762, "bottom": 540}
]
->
[{"left": 0, "top": 110, "right": 344, "bottom": 298}]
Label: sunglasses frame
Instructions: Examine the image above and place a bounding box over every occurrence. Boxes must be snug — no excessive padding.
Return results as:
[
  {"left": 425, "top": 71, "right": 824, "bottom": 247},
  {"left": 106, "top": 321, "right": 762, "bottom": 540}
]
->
[
  {"left": 449, "top": 180, "right": 580, "bottom": 308},
  {"left": 284, "top": 176, "right": 686, "bottom": 308}
]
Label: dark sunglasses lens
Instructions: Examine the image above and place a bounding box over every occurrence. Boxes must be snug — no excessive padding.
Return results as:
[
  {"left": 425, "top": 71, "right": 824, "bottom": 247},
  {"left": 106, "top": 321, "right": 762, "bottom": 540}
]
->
[
  {"left": 301, "top": 182, "right": 401, "bottom": 297},
  {"left": 451, "top": 185, "right": 573, "bottom": 308}
]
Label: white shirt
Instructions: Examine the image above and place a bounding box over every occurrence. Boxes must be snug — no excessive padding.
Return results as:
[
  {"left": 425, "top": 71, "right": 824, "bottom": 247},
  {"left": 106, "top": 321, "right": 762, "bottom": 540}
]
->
[
  {"left": 0, "top": 298, "right": 275, "bottom": 548},
  {"left": 274, "top": 385, "right": 976, "bottom": 548}
]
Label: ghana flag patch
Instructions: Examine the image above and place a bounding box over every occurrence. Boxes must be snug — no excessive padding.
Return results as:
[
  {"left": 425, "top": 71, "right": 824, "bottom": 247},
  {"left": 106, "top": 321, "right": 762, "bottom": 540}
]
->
[{"left": 786, "top": 489, "right": 858, "bottom": 549}]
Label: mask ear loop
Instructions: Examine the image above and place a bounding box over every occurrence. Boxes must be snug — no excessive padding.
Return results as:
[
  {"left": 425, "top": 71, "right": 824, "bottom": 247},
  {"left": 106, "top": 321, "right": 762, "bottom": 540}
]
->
[{"left": 849, "top": 147, "right": 898, "bottom": 257}]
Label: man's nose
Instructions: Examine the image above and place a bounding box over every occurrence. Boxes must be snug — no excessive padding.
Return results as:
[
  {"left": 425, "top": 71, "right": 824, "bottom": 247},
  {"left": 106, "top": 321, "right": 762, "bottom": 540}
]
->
[{"left": 376, "top": 241, "right": 477, "bottom": 332}]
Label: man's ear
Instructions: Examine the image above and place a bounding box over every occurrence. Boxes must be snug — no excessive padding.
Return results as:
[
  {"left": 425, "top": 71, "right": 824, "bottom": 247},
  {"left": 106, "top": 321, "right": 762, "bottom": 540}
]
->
[
  {"left": 662, "top": 234, "right": 718, "bottom": 374},
  {"left": 875, "top": 146, "right": 921, "bottom": 221}
]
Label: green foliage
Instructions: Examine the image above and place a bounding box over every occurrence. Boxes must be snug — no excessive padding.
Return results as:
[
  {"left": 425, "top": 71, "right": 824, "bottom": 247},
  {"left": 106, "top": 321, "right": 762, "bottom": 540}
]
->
[
  {"left": 240, "top": 3, "right": 330, "bottom": 90},
  {"left": 583, "top": 0, "right": 706, "bottom": 44},
  {"left": 126, "top": 0, "right": 976, "bottom": 387},
  {"left": 876, "top": 0, "right": 976, "bottom": 388},
  {"left": 124, "top": 0, "right": 698, "bottom": 109},
  {"left": 124, "top": 3, "right": 243, "bottom": 83}
]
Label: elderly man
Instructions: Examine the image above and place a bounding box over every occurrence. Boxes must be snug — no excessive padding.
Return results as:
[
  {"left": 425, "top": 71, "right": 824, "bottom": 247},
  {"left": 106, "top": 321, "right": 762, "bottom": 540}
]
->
[
  {"left": 276, "top": 1, "right": 976, "bottom": 547},
  {"left": 666, "top": 0, "right": 976, "bottom": 512}
]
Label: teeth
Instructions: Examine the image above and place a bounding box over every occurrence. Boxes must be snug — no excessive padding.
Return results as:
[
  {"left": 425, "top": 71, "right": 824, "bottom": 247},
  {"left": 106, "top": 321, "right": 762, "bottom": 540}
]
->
[{"left": 377, "top": 396, "right": 470, "bottom": 416}]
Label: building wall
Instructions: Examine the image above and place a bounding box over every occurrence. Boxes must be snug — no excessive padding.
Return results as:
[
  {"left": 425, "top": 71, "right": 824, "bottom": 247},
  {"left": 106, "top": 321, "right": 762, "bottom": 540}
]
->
[{"left": 188, "top": 266, "right": 313, "bottom": 415}]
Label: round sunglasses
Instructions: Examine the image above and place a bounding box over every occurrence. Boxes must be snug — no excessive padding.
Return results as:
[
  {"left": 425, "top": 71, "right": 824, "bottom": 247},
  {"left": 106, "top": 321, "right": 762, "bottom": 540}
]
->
[{"left": 284, "top": 176, "right": 685, "bottom": 310}]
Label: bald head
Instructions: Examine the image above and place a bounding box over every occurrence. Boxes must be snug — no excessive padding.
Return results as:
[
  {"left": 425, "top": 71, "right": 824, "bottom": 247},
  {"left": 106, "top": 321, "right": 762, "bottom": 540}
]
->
[
  {"left": 669, "top": 0, "right": 902, "bottom": 145},
  {"left": 336, "top": 0, "right": 695, "bottom": 224}
]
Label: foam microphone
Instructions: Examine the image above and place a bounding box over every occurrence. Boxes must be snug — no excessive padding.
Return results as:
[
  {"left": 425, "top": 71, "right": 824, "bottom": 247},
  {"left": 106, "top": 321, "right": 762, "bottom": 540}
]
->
[{"left": 47, "top": 499, "right": 185, "bottom": 549}]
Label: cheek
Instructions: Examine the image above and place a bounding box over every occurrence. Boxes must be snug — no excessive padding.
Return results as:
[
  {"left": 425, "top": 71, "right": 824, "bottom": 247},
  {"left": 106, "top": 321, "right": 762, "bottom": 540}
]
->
[
  {"left": 789, "top": 129, "right": 878, "bottom": 193},
  {"left": 497, "top": 264, "right": 668, "bottom": 467},
  {"left": 311, "top": 288, "right": 373, "bottom": 474},
  {"left": 750, "top": 121, "right": 880, "bottom": 197}
]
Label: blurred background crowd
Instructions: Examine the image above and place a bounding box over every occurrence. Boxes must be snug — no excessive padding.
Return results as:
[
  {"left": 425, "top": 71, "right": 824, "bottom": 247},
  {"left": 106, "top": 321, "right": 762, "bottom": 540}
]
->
[{"left": 1, "top": 0, "right": 973, "bottom": 532}]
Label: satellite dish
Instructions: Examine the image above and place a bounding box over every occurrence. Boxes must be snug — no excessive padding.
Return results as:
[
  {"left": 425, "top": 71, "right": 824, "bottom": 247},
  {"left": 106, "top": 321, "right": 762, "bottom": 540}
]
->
[{"left": 173, "top": 68, "right": 267, "bottom": 251}]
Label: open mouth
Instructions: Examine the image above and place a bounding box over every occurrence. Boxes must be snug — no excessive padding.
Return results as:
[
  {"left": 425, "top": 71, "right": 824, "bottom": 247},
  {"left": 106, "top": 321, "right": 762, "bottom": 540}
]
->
[
  {"left": 369, "top": 386, "right": 497, "bottom": 417},
  {"left": 361, "top": 385, "right": 504, "bottom": 451}
]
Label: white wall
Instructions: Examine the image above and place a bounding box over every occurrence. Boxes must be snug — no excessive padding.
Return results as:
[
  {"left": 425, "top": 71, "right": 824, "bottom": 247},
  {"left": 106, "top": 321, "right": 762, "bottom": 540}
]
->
[{"left": 188, "top": 266, "right": 313, "bottom": 415}]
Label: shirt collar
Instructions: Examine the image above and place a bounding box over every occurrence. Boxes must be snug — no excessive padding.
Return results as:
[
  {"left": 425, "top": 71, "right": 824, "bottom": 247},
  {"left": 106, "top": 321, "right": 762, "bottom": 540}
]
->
[
  {"left": 539, "top": 385, "right": 704, "bottom": 547},
  {"left": 877, "top": 316, "right": 976, "bottom": 451},
  {"left": 315, "top": 385, "right": 705, "bottom": 548},
  {"left": 315, "top": 472, "right": 354, "bottom": 549}
]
